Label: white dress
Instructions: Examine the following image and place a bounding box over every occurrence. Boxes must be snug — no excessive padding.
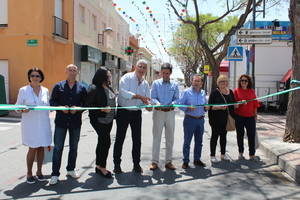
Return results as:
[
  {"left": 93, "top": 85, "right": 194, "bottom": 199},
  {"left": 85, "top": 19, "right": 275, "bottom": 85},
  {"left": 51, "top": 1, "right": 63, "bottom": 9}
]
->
[{"left": 16, "top": 85, "right": 52, "bottom": 148}]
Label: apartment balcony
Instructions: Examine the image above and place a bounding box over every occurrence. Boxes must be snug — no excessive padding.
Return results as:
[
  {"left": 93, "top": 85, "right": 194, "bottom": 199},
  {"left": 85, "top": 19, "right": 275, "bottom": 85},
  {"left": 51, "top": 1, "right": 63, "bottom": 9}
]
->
[{"left": 53, "top": 16, "right": 68, "bottom": 41}]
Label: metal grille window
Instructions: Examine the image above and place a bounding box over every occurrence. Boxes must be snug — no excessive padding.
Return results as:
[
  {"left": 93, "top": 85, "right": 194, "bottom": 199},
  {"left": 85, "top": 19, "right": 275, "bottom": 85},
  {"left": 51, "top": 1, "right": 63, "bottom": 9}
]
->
[{"left": 53, "top": 16, "right": 68, "bottom": 40}]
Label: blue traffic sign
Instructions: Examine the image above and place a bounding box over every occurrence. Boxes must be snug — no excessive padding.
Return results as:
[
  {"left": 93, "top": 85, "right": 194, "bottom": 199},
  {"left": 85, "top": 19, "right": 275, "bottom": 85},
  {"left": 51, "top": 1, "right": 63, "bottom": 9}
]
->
[{"left": 227, "top": 46, "right": 243, "bottom": 61}]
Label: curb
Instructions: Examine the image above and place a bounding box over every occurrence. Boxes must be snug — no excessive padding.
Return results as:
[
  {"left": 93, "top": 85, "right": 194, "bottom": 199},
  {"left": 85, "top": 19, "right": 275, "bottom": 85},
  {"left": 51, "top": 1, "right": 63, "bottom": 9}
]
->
[
  {"left": 259, "top": 138, "right": 300, "bottom": 183},
  {"left": 0, "top": 117, "right": 21, "bottom": 123}
]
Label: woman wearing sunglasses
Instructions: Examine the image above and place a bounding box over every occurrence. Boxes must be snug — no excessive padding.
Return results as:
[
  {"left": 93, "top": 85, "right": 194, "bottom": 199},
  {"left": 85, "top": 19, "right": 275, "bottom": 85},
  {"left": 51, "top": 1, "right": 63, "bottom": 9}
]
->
[
  {"left": 16, "top": 67, "right": 52, "bottom": 184},
  {"left": 234, "top": 74, "right": 259, "bottom": 161}
]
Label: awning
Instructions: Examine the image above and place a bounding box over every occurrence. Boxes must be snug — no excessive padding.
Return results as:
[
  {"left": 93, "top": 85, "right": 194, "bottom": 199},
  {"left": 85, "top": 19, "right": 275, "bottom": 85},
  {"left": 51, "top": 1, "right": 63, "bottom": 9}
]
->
[
  {"left": 280, "top": 69, "right": 292, "bottom": 83},
  {"left": 220, "top": 60, "right": 229, "bottom": 72}
]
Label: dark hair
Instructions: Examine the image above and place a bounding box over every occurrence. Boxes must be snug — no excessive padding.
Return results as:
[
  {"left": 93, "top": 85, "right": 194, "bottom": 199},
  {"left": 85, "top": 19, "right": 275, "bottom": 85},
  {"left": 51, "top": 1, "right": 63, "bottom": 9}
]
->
[
  {"left": 92, "top": 67, "right": 110, "bottom": 88},
  {"left": 27, "top": 67, "right": 44, "bottom": 83},
  {"left": 238, "top": 74, "right": 253, "bottom": 89},
  {"left": 161, "top": 63, "right": 172, "bottom": 73}
]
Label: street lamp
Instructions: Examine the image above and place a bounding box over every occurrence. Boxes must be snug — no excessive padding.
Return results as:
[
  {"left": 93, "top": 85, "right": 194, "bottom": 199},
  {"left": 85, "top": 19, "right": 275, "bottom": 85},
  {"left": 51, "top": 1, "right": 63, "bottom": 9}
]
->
[{"left": 98, "top": 27, "right": 113, "bottom": 45}]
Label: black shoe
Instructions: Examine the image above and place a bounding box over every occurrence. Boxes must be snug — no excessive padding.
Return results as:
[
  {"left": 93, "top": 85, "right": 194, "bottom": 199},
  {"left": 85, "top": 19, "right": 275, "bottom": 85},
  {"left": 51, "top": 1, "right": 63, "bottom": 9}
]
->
[
  {"left": 182, "top": 162, "right": 190, "bottom": 169},
  {"left": 36, "top": 175, "right": 47, "bottom": 182},
  {"left": 113, "top": 166, "right": 123, "bottom": 174},
  {"left": 194, "top": 160, "right": 206, "bottom": 167},
  {"left": 133, "top": 165, "right": 143, "bottom": 173},
  {"left": 26, "top": 176, "right": 36, "bottom": 184},
  {"left": 95, "top": 167, "right": 113, "bottom": 178}
]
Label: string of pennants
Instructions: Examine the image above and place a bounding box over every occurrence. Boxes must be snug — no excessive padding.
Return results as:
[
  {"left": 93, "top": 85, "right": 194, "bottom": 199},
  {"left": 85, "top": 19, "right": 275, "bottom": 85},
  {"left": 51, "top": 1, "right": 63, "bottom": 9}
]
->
[{"left": 112, "top": 0, "right": 180, "bottom": 56}]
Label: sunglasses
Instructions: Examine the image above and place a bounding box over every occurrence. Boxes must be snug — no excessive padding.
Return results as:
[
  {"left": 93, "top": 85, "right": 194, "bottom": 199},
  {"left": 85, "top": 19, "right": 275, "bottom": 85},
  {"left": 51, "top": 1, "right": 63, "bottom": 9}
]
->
[
  {"left": 240, "top": 79, "right": 248, "bottom": 82},
  {"left": 30, "top": 75, "right": 41, "bottom": 78}
]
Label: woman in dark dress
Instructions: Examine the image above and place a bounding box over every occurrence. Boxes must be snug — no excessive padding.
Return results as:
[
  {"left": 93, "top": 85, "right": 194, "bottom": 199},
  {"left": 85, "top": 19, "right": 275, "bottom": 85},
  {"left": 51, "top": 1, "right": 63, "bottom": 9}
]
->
[
  {"left": 85, "top": 67, "right": 116, "bottom": 178},
  {"left": 208, "top": 75, "right": 236, "bottom": 163}
]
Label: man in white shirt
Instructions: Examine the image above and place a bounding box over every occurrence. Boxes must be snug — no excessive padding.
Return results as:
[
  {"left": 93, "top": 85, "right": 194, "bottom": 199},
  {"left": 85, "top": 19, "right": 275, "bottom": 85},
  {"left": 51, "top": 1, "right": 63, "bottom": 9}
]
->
[{"left": 113, "top": 59, "right": 152, "bottom": 174}]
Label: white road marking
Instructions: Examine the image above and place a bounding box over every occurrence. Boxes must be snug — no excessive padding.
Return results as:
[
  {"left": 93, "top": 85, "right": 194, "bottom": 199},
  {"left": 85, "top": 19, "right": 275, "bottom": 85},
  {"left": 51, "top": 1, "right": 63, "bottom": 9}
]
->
[{"left": 0, "top": 127, "right": 11, "bottom": 131}]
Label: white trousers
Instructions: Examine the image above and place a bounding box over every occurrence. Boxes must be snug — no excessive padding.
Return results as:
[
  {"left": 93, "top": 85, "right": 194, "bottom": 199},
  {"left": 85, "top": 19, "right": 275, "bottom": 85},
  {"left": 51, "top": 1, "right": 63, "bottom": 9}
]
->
[{"left": 152, "top": 110, "right": 175, "bottom": 164}]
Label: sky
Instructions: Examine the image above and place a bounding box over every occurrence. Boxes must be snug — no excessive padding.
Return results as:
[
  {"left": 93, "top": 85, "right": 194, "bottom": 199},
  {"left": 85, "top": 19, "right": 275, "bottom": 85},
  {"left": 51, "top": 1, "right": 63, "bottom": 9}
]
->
[{"left": 111, "top": 0, "right": 290, "bottom": 79}]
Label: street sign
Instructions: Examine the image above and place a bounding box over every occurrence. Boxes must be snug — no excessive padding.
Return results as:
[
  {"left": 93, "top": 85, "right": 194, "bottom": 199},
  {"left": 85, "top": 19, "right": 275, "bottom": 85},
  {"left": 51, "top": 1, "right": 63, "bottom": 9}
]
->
[
  {"left": 237, "top": 29, "right": 272, "bottom": 36},
  {"left": 203, "top": 65, "right": 210, "bottom": 74},
  {"left": 227, "top": 46, "right": 243, "bottom": 61},
  {"left": 27, "top": 39, "right": 38, "bottom": 47},
  {"left": 237, "top": 37, "right": 272, "bottom": 44}
]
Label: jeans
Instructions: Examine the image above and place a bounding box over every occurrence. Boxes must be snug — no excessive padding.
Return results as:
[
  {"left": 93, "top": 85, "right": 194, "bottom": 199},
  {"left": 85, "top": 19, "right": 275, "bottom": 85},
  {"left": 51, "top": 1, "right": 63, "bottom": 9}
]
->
[
  {"left": 51, "top": 126, "right": 81, "bottom": 177},
  {"left": 236, "top": 115, "right": 256, "bottom": 156},
  {"left": 183, "top": 116, "right": 205, "bottom": 163},
  {"left": 113, "top": 109, "right": 142, "bottom": 167},
  {"left": 90, "top": 120, "right": 113, "bottom": 168}
]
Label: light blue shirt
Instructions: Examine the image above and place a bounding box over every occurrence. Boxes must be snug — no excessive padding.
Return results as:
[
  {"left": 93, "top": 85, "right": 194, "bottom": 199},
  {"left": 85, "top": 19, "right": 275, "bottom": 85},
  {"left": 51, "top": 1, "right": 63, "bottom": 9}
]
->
[
  {"left": 151, "top": 79, "right": 179, "bottom": 105},
  {"left": 118, "top": 72, "right": 150, "bottom": 110},
  {"left": 179, "top": 87, "right": 207, "bottom": 117}
]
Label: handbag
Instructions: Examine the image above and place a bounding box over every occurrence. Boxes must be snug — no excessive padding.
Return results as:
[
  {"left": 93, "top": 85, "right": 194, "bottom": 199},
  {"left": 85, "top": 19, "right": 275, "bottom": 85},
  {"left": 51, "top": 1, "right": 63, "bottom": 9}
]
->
[{"left": 218, "top": 89, "right": 236, "bottom": 131}]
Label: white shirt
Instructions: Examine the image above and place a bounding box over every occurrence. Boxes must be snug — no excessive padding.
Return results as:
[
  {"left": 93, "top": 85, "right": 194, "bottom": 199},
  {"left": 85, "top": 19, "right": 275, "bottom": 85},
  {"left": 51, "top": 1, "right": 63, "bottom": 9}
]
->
[
  {"left": 118, "top": 72, "right": 150, "bottom": 110},
  {"left": 16, "top": 85, "right": 52, "bottom": 148}
]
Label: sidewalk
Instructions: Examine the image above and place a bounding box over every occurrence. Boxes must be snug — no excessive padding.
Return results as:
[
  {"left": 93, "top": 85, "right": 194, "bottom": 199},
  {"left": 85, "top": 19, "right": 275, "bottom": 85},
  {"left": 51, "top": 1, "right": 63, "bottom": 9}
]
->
[{"left": 257, "top": 113, "right": 300, "bottom": 183}]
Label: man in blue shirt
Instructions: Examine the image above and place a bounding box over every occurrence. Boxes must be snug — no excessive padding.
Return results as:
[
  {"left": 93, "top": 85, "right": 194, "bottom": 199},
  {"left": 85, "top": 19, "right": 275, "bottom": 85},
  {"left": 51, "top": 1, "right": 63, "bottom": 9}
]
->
[
  {"left": 49, "top": 64, "right": 87, "bottom": 185},
  {"left": 150, "top": 63, "right": 179, "bottom": 171},
  {"left": 179, "top": 74, "right": 207, "bottom": 169}
]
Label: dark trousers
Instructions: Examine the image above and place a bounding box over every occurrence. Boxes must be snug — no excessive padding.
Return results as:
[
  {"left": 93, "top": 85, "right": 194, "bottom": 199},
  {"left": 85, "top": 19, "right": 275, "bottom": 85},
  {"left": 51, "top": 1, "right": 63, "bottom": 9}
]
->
[
  {"left": 236, "top": 115, "right": 256, "bottom": 156},
  {"left": 90, "top": 120, "right": 113, "bottom": 168},
  {"left": 210, "top": 126, "right": 227, "bottom": 156},
  {"left": 52, "top": 126, "right": 81, "bottom": 176},
  {"left": 113, "top": 109, "right": 142, "bottom": 167}
]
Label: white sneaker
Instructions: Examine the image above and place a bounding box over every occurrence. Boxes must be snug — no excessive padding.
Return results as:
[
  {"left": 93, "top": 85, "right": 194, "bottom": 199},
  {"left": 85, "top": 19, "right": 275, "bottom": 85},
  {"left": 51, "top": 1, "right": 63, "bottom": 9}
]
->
[
  {"left": 49, "top": 176, "right": 59, "bottom": 185},
  {"left": 66, "top": 170, "right": 79, "bottom": 179},
  {"left": 211, "top": 156, "right": 218, "bottom": 163},
  {"left": 221, "top": 154, "right": 230, "bottom": 161}
]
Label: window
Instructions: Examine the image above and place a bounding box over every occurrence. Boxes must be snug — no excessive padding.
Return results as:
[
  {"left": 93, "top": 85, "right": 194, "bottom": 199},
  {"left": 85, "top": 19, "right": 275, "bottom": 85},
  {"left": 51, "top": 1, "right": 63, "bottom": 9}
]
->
[
  {"left": 55, "top": 0, "right": 63, "bottom": 18},
  {"left": 79, "top": 4, "right": 85, "bottom": 23},
  {"left": 92, "top": 14, "right": 97, "bottom": 31},
  {"left": 0, "top": 0, "right": 8, "bottom": 26}
]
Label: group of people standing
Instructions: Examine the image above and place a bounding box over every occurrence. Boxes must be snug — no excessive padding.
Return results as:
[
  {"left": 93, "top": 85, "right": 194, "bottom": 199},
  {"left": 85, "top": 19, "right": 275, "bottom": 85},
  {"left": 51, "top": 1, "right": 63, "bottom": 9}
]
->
[{"left": 16, "top": 59, "right": 259, "bottom": 185}]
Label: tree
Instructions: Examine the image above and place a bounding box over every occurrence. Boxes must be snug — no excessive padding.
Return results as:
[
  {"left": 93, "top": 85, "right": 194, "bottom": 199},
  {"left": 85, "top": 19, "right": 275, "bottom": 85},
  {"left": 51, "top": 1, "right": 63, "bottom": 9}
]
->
[
  {"left": 168, "top": 0, "right": 280, "bottom": 90},
  {"left": 169, "top": 14, "right": 238, "bottom": 86},
  {"left": 283, "top": 0, "right": 300, "bottom": 143}
]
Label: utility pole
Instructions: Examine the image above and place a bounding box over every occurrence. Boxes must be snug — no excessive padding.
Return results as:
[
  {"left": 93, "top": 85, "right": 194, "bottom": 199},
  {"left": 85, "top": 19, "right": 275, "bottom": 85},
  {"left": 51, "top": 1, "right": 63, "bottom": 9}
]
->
[{"left": 252, "top": 0, "right": 256, "bottom": 89}]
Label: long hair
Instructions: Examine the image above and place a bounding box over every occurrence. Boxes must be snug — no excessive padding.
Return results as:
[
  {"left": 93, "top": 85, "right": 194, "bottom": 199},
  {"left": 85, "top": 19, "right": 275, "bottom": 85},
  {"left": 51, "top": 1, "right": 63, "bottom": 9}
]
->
[
  {"left": 92, "top": 67, "right": 111, "bottom": 89},
  {"left": 238, "top": 74, "right": 253, "bottom": 89}
]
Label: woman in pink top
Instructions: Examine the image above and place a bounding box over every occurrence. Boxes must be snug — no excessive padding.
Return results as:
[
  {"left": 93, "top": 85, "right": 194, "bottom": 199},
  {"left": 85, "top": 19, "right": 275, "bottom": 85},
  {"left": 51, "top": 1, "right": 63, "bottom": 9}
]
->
[{"left": 234, "top": 74, "right": 259, "bottom": 161}]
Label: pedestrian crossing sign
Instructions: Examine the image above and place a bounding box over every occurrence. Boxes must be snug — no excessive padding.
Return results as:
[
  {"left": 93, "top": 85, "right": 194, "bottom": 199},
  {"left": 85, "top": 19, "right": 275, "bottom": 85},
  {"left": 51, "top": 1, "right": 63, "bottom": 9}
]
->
[{"left": 227, "top": 46, "right": 243, "bottom": 61}]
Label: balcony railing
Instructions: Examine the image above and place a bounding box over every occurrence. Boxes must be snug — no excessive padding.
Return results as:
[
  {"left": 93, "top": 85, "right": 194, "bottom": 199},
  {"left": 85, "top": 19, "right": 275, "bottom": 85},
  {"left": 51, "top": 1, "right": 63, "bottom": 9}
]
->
[{"left": 53, "top": 16, "right": 68, "bottom": 40}]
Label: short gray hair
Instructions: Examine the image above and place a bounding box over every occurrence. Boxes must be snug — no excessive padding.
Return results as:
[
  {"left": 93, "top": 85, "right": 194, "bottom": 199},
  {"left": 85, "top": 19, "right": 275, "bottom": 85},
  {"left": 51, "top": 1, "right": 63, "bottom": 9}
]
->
[{"left": 136, "top": 59, "right": 148, "bottom": 67}]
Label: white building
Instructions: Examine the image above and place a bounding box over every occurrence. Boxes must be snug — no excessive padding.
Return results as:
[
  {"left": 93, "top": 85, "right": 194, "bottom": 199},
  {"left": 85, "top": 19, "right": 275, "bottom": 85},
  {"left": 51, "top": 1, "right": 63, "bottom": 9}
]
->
[{"left": 229, "top": 21, "right": 292, "bottom": 109}]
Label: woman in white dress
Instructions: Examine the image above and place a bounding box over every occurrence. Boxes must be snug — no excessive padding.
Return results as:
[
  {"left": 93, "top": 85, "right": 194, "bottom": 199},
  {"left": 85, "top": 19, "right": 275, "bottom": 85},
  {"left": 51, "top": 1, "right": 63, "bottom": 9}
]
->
[{"left": 16, "top": 68, "right": 52, "bottom": 184}]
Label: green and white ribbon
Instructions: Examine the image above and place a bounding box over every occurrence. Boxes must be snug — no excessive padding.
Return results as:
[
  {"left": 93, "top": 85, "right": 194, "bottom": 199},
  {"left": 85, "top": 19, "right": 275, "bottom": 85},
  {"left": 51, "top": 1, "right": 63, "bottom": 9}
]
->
[{"left": 1, "top": 83, "right": 300, "bottom": 111}]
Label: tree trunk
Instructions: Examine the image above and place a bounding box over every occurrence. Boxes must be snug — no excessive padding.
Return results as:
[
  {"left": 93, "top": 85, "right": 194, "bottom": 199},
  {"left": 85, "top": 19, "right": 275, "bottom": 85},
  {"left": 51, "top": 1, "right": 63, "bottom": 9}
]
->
[{"left": 283, "top": 0, "right": 300, "bottom": 142}]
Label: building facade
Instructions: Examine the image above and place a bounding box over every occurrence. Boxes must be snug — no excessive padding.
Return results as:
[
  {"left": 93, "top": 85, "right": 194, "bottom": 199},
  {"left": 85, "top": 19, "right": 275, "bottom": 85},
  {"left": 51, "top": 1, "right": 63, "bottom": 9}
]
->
[
  {"left": 74, "top": 0, "right": 130, "bottom": 90},
  {"left": 0, "top": 0, "right": 74, "bottom": 103}
]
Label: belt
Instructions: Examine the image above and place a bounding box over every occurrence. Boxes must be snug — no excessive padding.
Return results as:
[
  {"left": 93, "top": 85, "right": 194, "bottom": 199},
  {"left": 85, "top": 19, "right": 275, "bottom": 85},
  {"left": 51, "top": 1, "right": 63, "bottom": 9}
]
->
[
  {"left": 185, "top": 114, "right": 204, "bottom": 119},
  {"left": 155, "top": 107, "right": 175, "bottom": 112}
]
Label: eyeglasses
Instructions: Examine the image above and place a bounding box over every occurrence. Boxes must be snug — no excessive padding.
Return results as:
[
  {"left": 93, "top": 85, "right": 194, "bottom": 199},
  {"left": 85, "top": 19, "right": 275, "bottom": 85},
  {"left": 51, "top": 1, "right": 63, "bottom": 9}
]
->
[
  {"left": 240, "top": 79, "right": 248, "bottom": 83},
  {"left": 30, "top": 75, "right": 41, "bottom": 78}
]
